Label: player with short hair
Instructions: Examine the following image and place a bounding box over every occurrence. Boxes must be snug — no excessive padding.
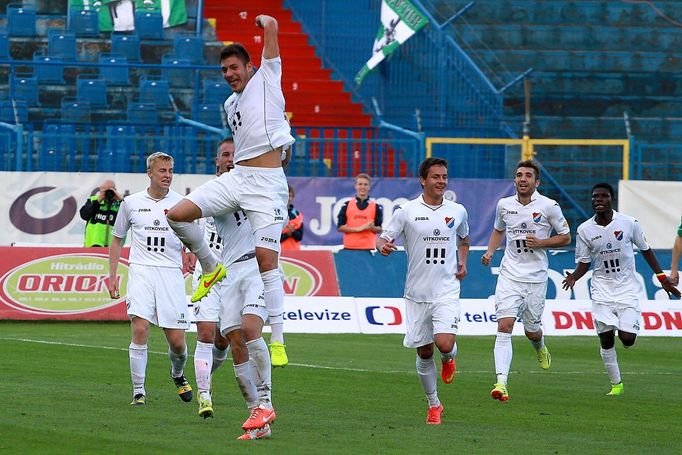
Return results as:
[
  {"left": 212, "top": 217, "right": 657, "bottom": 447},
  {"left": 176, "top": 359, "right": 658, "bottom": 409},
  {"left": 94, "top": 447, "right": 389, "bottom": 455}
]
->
[
  {"left": 482, "top": 159, "right": 571, "bottom": 402},
  {"left": 377, "top": 157, "right": 470, "bottom": 425},
  {"left": 562, "top": 183, "right": 680, "bottom": 395},
  {"left": 165, "top": 15, "right": 294, "bottom": 374},
  {"left": 108, "top": 152, "right": 192, "bottom": 406}
]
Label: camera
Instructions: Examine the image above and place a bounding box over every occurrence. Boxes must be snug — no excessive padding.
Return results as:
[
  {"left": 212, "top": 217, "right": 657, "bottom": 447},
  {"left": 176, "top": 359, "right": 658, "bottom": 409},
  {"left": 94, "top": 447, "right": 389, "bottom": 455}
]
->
[{"left": 105, "top": 189, "right": 116, "bottom": 201}]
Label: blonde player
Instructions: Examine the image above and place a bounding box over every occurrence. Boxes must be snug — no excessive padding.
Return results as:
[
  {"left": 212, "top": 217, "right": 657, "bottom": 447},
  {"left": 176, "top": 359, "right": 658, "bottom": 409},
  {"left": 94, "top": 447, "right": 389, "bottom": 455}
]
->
[
  {"left": 563, "top": 183, "right": 680, "bottom": 395},
  {"left": 482, "top": 160, "right": 571, "bottom": 402},
  {"left": 108, "top": 152, "right": 192, "bottom": 406},
  {"left": 377, "top": 157, "right": 470, "bottom": 425}
]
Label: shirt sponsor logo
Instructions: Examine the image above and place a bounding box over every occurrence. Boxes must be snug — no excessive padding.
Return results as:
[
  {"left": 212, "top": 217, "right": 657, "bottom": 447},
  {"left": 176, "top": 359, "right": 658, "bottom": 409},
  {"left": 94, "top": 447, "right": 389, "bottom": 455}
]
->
[
  {"left": 138, "top": 208, "right": 151, "bottom": 212},
  {"left": 614, "top": 230, "right": 624, "bottom": 241},
  {"left": 590, "top": 235, "right": 602, "bottom": 241},
  {"left": 414, "top": 216, "right": 429, "bottom": 221}
]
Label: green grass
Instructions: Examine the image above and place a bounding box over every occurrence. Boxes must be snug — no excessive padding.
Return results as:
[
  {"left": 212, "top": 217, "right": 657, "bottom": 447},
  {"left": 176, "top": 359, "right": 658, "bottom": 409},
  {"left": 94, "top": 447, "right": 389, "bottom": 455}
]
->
[{"left": 1, "top": 322, "right": 681, "bottom": 454}]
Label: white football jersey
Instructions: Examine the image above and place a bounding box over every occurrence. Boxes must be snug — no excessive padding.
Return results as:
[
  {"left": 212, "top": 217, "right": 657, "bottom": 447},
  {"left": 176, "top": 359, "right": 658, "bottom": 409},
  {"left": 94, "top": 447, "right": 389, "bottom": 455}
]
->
[
  {"left": 494, "top": 191, "right": 570, "bottom": 283},
  {"left": 112, "top": 189, "right": 185, "bottom": 268},
  {"left": 575, "top": 210, "right": 649, "bottom": 301},
  {"left": 223, "top": 56, "right": 295, "bottom": 163},
  {"left": 381, "top": 196, "right": 469, "bottom": 302},
  {"left": 214, "top": 209, "right": 256, "bottom": 266}
]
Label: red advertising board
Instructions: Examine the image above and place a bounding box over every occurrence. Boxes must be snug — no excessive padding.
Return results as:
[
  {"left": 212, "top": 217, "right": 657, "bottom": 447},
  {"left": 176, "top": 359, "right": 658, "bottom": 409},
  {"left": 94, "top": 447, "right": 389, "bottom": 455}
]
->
[{"left": 0, "top": 247, "right": 339, "bottom": 320}]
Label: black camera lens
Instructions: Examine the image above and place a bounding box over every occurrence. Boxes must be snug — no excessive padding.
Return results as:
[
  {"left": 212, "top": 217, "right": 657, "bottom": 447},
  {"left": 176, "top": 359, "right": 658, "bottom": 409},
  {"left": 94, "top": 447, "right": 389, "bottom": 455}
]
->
[{"left": 105, "top": 189, "right": 115, "bottom": 200}]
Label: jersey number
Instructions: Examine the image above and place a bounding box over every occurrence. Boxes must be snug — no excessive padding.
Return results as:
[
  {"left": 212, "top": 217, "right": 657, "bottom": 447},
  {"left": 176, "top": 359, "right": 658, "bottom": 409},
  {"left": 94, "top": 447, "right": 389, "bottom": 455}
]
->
[
  {"left": 603, "top": 258, "right": 621, "bottom": 274},
  {"left": 146, "top": 236, "right": 165, "bottom": 252},
  {"left": 208, "top": 232, "right": 223, "bottom": 251},
  {"left": 515, "top": 239, "right": 534, "bottom": 254},
  {"left": 425, "top": 247, "right": 446, "bottom": 265},
  {"left": 230, "top": 110, "right": 242, "bottom": 133},
  {"left": 233, "top": 210, "right": 247, "bottom": 227}
]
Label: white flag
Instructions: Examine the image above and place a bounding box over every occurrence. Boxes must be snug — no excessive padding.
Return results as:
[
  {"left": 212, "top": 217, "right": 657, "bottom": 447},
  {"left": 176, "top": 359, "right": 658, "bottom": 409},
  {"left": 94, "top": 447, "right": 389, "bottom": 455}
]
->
[{"left": 355, "top": 0, "right": 428, "bottom": 84}]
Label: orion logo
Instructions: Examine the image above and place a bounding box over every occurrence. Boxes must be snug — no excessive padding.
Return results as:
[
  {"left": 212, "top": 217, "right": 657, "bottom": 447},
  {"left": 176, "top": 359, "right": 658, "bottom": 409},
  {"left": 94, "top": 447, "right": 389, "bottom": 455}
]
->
[
  {"left": 532, "top": 212, "right": 542, "bottom": 223},
  {"left": 445, "top": 216, "right": 455, "bottom": 229},
  {"left": 614, "top": 230, "right": 623, "bottom": 241},
  {"left": 521, "top": 222, "right": 527, "bottom": 229},
  {"left": 365, "top": 306, "right": 402, "bottom": 326}
]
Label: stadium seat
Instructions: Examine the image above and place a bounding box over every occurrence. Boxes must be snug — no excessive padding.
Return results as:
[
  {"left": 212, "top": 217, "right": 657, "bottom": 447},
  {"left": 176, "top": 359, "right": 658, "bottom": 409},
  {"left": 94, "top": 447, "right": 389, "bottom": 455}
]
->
[
  {"left": 0, "top": 100, "right": 28, "bottom": 123},
  {"left": 61, "top": 99, "right": 91, "bottom": 123},
  {"left": 127, "top": 102, "right": 158, "bottom": 124},
  {"left": 69, "top": 8, "right": 100, "bottom": 37},
  {"left": 0, "top": 129, "right": 14, "bottom": 171},
  {"left": 202, "top": 78, "right": 231, "bottom": 103},
  {"left": 40, "top": 123, "right": 76, "bottom": 172},
  {"left": 191, "top": 103, "right": 222, "bottom": 127},
  {"left": 11, "top": 75, "right": 39, "bottom": 105},
  {"left": 0, "top": 31, "right": 9, "bottom": 59},
  {"left": 111, "top": 34, "right": 141, "bottom": 62},
  {"left": 135, "top": 11, "right": 164, "bottom": 40},
  {"left": 173, "top": 35, "right": 204, "bottom": 65},
  {"left": 100, "top": 125, "right": 135, "bottom": 172},
  {"left": 7, "top": 4, "right": 37, "bottom": 37},
  {"left": 139, "top": 76, "right": 170, "bottom": 107},
  {"left": 99, "top": 54, "right": 130, "bottom": 85},
  {"left": 162, "top": 54, "right": 192, "bottom": 87},
  {"left": 77, "top": 76, "right": 108, "bottom": 107},
  {"left": 33, "top": 53, "right": 65, "bottom": 84},
  {"left": 48, "top": 30, "right": 77, "bottom": 61}
]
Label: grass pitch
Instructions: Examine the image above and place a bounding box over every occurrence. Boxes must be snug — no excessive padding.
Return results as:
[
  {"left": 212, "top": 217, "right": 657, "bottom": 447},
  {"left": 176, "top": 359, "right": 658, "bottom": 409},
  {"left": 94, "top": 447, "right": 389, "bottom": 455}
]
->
[{"left": 1, "top": 322, "right": 681, "bottom": 454}]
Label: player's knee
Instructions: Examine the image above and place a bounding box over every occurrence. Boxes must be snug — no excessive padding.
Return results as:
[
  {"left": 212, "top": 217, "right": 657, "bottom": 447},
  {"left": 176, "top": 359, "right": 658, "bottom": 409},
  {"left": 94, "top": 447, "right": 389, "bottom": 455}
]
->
[
  {"left": 196, "top": 326, "right": 216, "bottom": 344},
  {"left": 214, "top": 334, "right": 229, "bottom": 351},
  {"left": 417, "top": 345, "right": 434, "bottom": 359},
  {"left": 619, "top": 332, "right": 637, "bottom": 347},
  {"left": 598, "top": 331, "right": 616, "bottom": 349},
  {"left": 256, "top": 251, "right": 279, "bottom": 272}
]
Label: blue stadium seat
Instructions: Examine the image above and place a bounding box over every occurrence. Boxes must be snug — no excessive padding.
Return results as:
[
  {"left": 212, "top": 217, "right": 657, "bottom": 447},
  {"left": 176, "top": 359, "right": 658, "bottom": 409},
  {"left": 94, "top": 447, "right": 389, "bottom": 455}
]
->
[
  {"left": 162, "top": 54, "right": 192, "bottom": 87},
  {"left": 139, "top": 76, "right": 170, "bottom": 107},
  {"left": 135, "top": 11, "right": 164, "bottom": 40},
  {"left": 0, "top": 100, "right": 28, "bottom": 123},
  {"left": 41, "top": 123, "right": 76, "bottom": 171},
  {"left": 100, "top": 126, "right": 134, "bottom": 172},
  {"left": 48, "top": 30, "right": 77, "bottom": 61},
  {"left": 202, "top": 78, "right": 231, "bottom": 103},
  {"left": 7, "top": 4, "right": 37, "bottom": 37},
  {"left": 111, "top": 34, "right": 140, "bottom": 62},
  {"left": 99, "top": 54, "right": 129, "bottom": 85},
  {"left": 61, "top": 99, "right": 91, "bottom": 123},
  {"left": 173, "top": 35, "right": 204, "bottom": 64},
  {"left": 127, "top": 102, "right": 158, "bottom": 124},
  {"left": 11, "top": 75, "right": 39, "bottom": 105},
  {"left": 69, "top": 8, "right": 100, "bottom": 37},
  {"left": 77, "top": 76, "right": 108, "bottom": 107},
  {"left": 0, "top": 129, "right": 14, "bottom": 171},
  {"left": 191, "top": 103, "right": 222, "bottom": 127},
  {"left": 0, "top": 31, "right": 9, "bottom": 59},
  {"left": 33, "top": 53, "right": 65, "bottom": 84}
]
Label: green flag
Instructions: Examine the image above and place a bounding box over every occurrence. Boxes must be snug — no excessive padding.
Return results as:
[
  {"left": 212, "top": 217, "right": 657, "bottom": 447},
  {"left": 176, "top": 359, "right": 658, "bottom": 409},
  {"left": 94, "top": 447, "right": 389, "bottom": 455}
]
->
[
  {"left": 70, "top": 0, "right": 187, "bottom": 32},
  {"left": 355, "top": 0, "right": 428, "bottom": 85}
]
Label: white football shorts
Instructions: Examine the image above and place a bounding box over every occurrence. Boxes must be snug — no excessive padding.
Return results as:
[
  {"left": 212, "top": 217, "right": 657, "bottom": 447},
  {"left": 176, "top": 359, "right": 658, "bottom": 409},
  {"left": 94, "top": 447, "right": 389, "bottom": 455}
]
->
[
  {"left": 219, "top": 257, "right": 267, "bottom": 335},
  {"left": 126, "top": 263, "right": 189, "bottom": 329},
  {"left": 185, "top": 165, "right": 288, "bottom": 240},
  {"left": 494, "top": 274, "right": 547, "bottom": 333},
  {"left": 403, "top": 296, "right": 461, "bottom": 349},
  {"left": 592, "top": 299, "right": 641, "bottom": 335}
]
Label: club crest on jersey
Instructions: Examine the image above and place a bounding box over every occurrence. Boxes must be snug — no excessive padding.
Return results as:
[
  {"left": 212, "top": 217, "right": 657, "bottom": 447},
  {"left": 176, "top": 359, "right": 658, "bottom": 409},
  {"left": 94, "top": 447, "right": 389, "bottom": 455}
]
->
[
  {"left": 614, "top": 230, "right": 623, "bottom": 241},
  {"left": 445, "top": 216, "right": 455, "bottom": 229},
  {"left": 532, "top": 212, "right": 542, "bottom": 223}
]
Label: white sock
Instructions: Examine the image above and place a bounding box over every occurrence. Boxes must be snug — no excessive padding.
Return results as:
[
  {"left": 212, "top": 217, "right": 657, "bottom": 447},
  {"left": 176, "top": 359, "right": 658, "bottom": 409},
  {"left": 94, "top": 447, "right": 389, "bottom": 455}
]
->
[
  {"left": 129, "top": 342, "right": 147, "bottom": 396},
  {"left": 494, "top": 332, "right": 513, "bottom": 385},
  {"left": 262, "top": 269, "right": 284, "bottom": 344},
  {"left": 167, "top": 218, "right": 217, "bottom": 272},
  {"left": 233, "top": 361, "right": 259, "bottom": 409},
  {"left": 529, "top": 336, "right": 545, "bottom": 352},
  {"left": 169, "top": 344, "right": 188, "bottom": 378},
  {"left": 247, "top": 337, "right": 273, "bottom": 408},
  {"left": 211, "top": 345, "right": 230, "bottom": 374},
  {"left": 416, "top": 355, "right": 440, "bottom": 408},
  {"left": 440, "top": 342, "right": 458, "bottom": 362},
  {"left": 600, "top": 347, "right": 622, "bottom": 385},
  {"left": 194, "top": 341, "right": 213, "bottom": 394}
]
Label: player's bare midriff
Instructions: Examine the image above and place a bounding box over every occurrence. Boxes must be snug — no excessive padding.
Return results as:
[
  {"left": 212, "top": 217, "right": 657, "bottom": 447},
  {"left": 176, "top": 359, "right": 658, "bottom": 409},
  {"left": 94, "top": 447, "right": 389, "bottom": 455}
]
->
[{"left": 237, "top": 148, "right": 283, "bottom": 168}]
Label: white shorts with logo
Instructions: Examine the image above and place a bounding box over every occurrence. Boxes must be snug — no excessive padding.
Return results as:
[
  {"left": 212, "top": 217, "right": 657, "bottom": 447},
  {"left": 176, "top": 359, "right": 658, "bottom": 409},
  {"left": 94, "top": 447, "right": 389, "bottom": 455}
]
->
[
  {"left": 403, "top": 296, "right": 461, "bottom": 349},
  {"left": 185, "top": 165, "right": 288, "bottom": 251},
  {"left": 219, "top": 257, "right": 267, "bottom": 335},
  {"left": 592, "top": 299, "right": 641, "bottom": 335},
  {"left": 494, "top": 274, "right": 547, "bottom": 332},
  {"left": 126, "top": 263, "right": 189, "bottom": 330}
]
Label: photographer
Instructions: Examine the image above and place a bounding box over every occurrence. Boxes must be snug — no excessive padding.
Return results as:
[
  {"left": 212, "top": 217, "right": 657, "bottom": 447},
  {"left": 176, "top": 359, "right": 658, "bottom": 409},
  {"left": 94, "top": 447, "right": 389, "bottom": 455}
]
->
[{"left": 80, "top": 179, "right": 123, "bottom": 247}]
